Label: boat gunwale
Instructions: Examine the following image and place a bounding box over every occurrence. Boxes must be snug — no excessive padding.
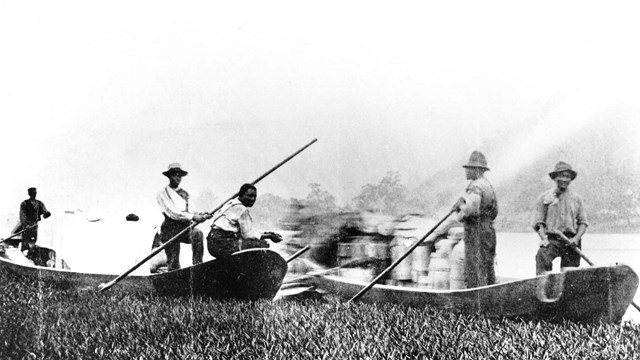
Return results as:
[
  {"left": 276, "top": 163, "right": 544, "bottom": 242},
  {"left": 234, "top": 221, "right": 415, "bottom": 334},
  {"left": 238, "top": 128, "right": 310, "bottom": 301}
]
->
[
  {"left": 0, "top": 247, "right": 281, "bottom": 278},
  {"left": 318, "top": 264, "right": 638, "bottom": 294}
]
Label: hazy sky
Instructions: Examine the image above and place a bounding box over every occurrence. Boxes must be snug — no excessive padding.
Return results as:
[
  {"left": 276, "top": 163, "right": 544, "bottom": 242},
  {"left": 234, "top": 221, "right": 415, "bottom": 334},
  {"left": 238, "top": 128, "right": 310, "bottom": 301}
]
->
[{"left": 1, "top": 1, "right": 639, "bottom": 222}]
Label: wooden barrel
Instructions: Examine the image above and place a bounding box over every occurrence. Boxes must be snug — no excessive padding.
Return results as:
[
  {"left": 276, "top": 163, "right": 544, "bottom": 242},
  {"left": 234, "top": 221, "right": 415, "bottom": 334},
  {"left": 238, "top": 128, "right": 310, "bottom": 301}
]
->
[
  {"left": 448, "top": 227, "right": 465, "bottom": 241},
  {"left": 337, "top": 242, "right": 353, "bottom": 264},
  {"left": 412, "top": 244, "right": 431, "bottom": 271},
  {"left": 390, "top": 239, "right": 413, "bottom": 281},
  {"left": 412, "top": 244, "right": 431, "bottom": 286},
  {"left": 427, "top": 254, "right": 450, "bottom": 289},
  {"left": 417, "top": 271, "right": 430, "bottom": 286},
  {"left": 365, "top": 242, "right": 389, "bottom": 260},
  {"left": 350, "top": 238, "right": 368, "bottom": 259},
  {"left": 449, "top": 240, "right": 466, "bottom": 290},
  {"left": 336, "top": 242, "right": 352, "bottom": 276},
  {"left": 366, "top": 242, "right": 391, "bottom": 279},
  {"left": 337, "top": 242, "right": 353, "bottom": 257},
  {"left": 435, "top": 238, "right": 456, "bottom": 259}
]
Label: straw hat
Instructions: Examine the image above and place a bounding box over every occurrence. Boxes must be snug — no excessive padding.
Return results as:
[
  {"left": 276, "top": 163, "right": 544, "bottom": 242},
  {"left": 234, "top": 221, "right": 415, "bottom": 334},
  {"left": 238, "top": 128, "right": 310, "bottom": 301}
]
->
[
  {"left": 548, "top": 161, "right": 577, "bottom": 180},
  {"left": 462, "top": 151, "right": 489, "bottom": 170},
  {"left": 162, "top": 163, "right": 188, "bottom": 177}
]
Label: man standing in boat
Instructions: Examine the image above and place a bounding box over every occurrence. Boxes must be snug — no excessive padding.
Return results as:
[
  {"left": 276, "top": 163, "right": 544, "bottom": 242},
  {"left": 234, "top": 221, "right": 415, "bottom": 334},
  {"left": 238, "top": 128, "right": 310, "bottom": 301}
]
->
[
  {"left": 452, "top": 151, "right": 498, "bottom": 288},
  {"left": 207, "top": 183, "right": 282, "bottom": 259},
  {"left": 533, "top": 161, "right": 588, "bottom": 275},
  {"left": 157, "top": 163, "right": 211, "bottom": 271},
  {"left": 18, "top": 187, "right": 52, "bottom": 254}
]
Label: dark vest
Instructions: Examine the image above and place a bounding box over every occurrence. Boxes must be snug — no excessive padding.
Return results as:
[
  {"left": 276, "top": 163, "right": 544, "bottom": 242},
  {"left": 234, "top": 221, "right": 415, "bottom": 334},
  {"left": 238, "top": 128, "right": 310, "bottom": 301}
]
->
[{"left": 21, "top": 200, "right": 45, "bottom": 222}]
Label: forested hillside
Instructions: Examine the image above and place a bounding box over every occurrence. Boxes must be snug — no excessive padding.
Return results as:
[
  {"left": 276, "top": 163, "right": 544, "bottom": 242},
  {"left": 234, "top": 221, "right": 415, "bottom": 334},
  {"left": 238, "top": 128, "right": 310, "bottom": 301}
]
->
[
  {"left": 416, "top": 118, "right": 640, "bottom": 232},
  {"left": 250, "top": 118, "right": 640, "bottom": 233}
]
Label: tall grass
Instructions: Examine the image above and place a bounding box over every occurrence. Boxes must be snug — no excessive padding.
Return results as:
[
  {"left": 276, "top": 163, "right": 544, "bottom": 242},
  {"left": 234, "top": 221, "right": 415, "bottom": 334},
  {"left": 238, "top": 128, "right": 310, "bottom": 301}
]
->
[{"left": 1, "top": 270, "right": 639, "bottom": 359}]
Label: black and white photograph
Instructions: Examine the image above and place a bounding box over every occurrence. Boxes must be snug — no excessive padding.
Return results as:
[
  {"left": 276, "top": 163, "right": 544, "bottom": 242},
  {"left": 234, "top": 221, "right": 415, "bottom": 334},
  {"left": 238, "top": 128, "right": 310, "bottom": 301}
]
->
[{"left": 1, "top": 1, "right": 639, "bottom": 359}]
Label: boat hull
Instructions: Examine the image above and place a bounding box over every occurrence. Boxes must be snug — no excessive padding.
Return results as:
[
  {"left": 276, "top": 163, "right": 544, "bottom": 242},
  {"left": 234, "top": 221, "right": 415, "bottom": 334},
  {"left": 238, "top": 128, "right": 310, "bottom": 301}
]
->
[
  {"left": 0, "top": 248, "right": 287, "bottom": 300},
  {"left": 313, "top": 265, "right": 639, "bottom": 323}
]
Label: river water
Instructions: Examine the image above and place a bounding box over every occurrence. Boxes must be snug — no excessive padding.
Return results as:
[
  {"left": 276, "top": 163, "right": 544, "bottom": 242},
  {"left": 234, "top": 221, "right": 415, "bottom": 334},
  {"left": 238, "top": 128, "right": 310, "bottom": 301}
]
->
[{"left": 496, "top": 232, "right": 640, "bottom": 323}]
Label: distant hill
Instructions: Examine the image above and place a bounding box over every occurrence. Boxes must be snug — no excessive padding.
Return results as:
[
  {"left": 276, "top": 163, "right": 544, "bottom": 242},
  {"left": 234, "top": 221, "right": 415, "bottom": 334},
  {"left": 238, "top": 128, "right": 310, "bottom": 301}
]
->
[{"left": 414, "top": 117, "right": 640, "bottom": 233}]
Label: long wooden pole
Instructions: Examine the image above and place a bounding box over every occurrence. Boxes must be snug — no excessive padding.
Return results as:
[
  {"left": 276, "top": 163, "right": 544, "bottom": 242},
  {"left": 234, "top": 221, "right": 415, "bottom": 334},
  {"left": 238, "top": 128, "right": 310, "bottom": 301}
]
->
[
  {"left": 99, "top": 138, "right": 318, "bottom": 293},
  {"left": 283, "top": 256, "right": 379, "bottom": 284},
  {"left": 0, "top": 224, "right": 38, "bottom": 244},
  {"left": 553, "top": 231, "right": 640, "bottom": 313},
  {"left": 284, "top": 245, "right": 311, "bottom": 263},
  {"left": 307, "top": 257, "right": 379, "bottom": 277},
  {"left": 348, "top": 209, "right": 455, "bottom": 303}
]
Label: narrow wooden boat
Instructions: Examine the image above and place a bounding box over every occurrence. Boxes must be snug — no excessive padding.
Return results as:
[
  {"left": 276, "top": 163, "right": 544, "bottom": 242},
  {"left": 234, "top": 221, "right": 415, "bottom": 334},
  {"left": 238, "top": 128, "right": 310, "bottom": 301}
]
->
[
  {"left": 0, "top": 247, "right": 287, "bottom": 300},
  {"left": 312, "top": 265, "right": 639, "bottom": 323}
]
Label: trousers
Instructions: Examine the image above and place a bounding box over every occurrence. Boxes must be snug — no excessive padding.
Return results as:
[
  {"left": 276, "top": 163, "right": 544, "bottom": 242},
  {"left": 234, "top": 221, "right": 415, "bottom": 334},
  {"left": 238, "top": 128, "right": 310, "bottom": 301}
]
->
[
  {"left": 206, "top": 227, "right": 268, "bottom": 259},
  {"left": 535, "top": 232, "right": 580, "bottom": 275},
  {"left": 159, "top": 217, "right": 203, "bottom": 271},
  {"left": 463, "top": 220, "right": 496, "bottom": 288}
]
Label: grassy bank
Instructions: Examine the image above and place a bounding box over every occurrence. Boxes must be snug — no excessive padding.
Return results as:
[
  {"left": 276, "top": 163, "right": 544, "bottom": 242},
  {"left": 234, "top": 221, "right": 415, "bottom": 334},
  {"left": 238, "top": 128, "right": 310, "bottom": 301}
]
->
[{"left": 1, "top": 272, "right": 639, "bottom": 359}]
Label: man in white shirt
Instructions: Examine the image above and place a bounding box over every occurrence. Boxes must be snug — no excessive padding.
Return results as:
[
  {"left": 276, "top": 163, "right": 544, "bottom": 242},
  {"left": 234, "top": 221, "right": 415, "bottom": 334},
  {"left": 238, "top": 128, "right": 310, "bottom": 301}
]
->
[
  {"left": 156, "top": 163, "right": 210, "bottom": 271},
  {"left": 207, "top": 183, "right": 282, "bottom": 258}
]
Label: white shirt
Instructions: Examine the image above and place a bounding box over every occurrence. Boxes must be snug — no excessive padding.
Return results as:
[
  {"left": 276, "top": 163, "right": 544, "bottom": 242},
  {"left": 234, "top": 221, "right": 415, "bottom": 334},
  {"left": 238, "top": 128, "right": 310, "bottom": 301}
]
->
[
  {"left": 156, "top": 186, "right": 194, "bottom": 221},
  {"left": 212, "top": 199, "right": 261, "bottom": 240}
]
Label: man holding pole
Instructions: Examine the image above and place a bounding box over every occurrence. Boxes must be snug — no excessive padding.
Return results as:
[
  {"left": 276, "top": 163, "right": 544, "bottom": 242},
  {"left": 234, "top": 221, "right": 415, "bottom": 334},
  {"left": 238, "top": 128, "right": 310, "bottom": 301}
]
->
[
  {"left": 157, "top": 163, "right": 211, "bottom": 271},
  {"left": 17, "top": 187, "right": 51, "bottom": 253},
  {"left": 207, "top": 183, "right": 282, "bottom": 259},
  {"left": 99, "top": 139, "right": 316, "bottom": 293},
  {"left": 533, "top": 161, "right": 588, "bottom": 275},
  {"left": 452, "top": 151, "right": 498, "bottom": 288}
]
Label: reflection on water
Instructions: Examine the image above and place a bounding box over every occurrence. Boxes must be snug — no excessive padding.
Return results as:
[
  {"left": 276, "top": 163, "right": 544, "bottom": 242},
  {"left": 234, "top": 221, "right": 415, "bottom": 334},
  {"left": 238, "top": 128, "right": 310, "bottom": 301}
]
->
[{"left": 497, "top": 232, "right": 640, "bottom": 323}]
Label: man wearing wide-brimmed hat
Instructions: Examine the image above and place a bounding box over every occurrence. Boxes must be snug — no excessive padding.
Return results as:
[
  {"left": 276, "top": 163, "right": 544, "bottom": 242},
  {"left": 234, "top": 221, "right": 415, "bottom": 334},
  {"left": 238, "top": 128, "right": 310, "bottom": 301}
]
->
[
  {"left": 156, "top": 163, "right": 211, "bottom": 272},
  {"left": 533, "top": 161, "right": 588, "bottom": 275},
  {"left": 451, "top": 150, "right": 498, "bottom": 288}
]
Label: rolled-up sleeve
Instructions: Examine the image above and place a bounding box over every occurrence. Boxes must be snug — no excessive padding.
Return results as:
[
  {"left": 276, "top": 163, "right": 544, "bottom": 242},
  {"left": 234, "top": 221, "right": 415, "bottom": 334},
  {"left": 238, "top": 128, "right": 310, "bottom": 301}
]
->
[
  {"left": 532, "top": 194, "right": 547, "bottom": 231},
  {"left": 238, "top": 208, "right": 261, "bottom": 240},
  {"left": 576, "top": 198, "right": 589, "bottom": 227},
  {"left": 39, "top": 201, "right": 51, "bottom": 217}
]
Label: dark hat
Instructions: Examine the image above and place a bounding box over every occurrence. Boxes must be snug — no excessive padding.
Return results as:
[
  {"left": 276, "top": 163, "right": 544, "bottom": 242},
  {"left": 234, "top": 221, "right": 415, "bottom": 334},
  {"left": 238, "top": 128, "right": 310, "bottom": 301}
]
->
[
  {"left": 549, "top": 161, "right": 577, "bottom": 180},
  {"left": 462, "top": 151, "right": 489, "bottom": 170},
  {"left": 27, "top": 187, "right": 37, "bottom": 193},
  {"left": 125, "top": 213, "right": 140, "bottom": 221},
  {"left": 162, "top": 163, "right": 188, "bottom": 177}
]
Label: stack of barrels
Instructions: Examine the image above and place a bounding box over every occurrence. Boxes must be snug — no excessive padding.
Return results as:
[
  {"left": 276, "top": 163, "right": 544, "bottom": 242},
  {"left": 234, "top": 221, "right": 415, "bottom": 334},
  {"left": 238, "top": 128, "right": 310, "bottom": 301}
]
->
[
  {"left": 388, "top": 236, "right": 414, "bottom": 286},
  {"left": 387, "top": 226, "right": 466, "bottom": 290},
  {"left": 425, "top": 236, "right": 456, "bottom": 289},
  {"left": 334, "top": 215, "right": 467, "bottom": 290},
  {"left": 411, "top": 240, "right": 431, "bottom": 286},
  {"left": 420, "top": 227, "right": 465, "bottom": 290},
  {"left": 338, "top": 235, "right": 391, "bottom": 281},
  {"left": 448, "top": 228, "right": 466, "bottom": 289}
]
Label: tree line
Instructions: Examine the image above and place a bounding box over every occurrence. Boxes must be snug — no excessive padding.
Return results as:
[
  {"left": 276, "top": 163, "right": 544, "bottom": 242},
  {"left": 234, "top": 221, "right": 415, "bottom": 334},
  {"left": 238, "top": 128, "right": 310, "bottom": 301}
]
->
[{"left": 193, "top": 163, "right": 640, "bottom": 233}]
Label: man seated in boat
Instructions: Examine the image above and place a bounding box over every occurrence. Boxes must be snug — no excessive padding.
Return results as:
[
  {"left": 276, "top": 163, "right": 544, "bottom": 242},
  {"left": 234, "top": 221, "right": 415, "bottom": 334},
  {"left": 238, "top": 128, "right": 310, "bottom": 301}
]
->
[
  {"left": 206, "top": 183, "right": 283, "bottom": 259},
  {"left": 157, "top": 163, "right": 211, "bottom": 271},
  {"left": 533, "top": 161, "right": 588, "bottom": 275}
]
